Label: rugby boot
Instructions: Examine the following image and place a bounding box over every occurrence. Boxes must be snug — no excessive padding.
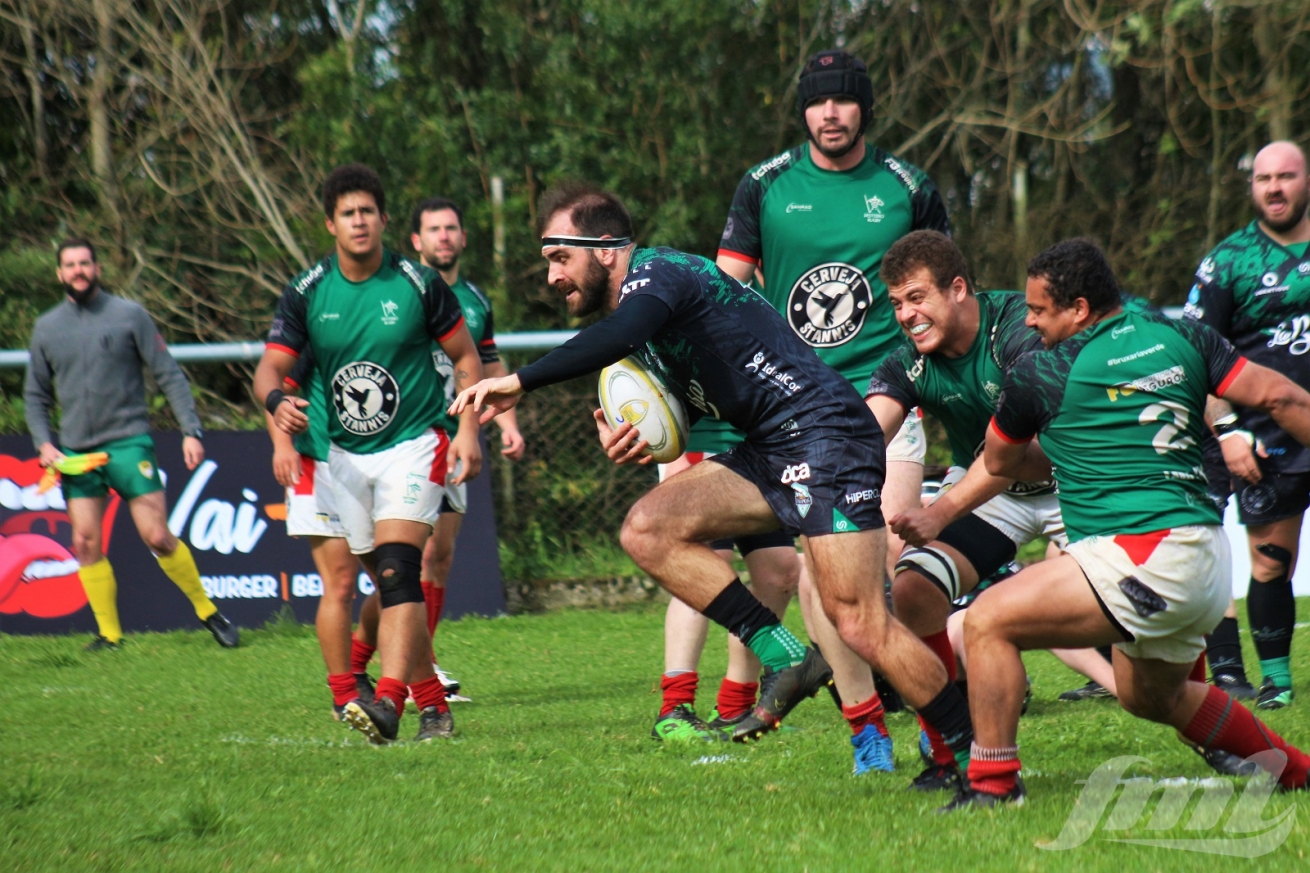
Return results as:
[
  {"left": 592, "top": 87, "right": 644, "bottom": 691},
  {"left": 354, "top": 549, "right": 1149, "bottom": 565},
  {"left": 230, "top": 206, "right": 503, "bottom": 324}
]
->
[
  {"left": 938, "top": 776, "right": 1026, "bottom": 813},
  {"left": 705, "top": 707, "right": 750, "bottom": 738},
  {"left": 84, "top": 635, "right": 121, "bottom": 652},
  {"left": 436, "top": 666, "right": 471, "bottom": 702},
  {"left": 1058, "top": 680, "right": 1112, "bottom": 701},
  {"left": 917, "top": 729, "right": 933, "bottom": 768},
  {"left": 1256, "top": 678, "right": 1293, "bottom": 710},
  {"left": 1177, "top": 734, "right": 1259, "bottom": 777},
  {"left": 343, "top": 696, "right": 400, "bottom": 745},
  {"left": 909, "top": 763, "right": 962, "bottom": 793},
  {"left": 201, "top": 612, "right": 240, "bottom": 648},
  {"left": 354, "top": 672, "right": 376, "bottom": 703},
  {"left": 1212, "top": 672, "right": 1258, "bottom": 701},
  {"left": 851, "top": 724, "right": 895, "bottom": 774},
  {"left": 651, "top": 705, "right": 722, "bottom": 742},
  {"left": 731, "top": 647, "right": 833, "bottom": 742},
  {"left": 415, "top": 706, "right": 454, "bottom": 741}
]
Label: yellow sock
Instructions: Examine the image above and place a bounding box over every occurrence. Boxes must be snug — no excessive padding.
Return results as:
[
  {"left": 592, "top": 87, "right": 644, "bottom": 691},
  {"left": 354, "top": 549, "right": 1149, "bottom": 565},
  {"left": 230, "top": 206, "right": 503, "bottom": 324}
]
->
[
  {"left": 78, "top": 558, "right": 122, "bottom": 643},
  {"left": 157, "top": 541, "right": 216, "bottom": 621}
]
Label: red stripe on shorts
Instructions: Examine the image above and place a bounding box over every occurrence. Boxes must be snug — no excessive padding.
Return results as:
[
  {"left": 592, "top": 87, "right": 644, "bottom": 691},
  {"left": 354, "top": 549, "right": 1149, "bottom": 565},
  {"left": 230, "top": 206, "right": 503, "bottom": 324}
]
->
[
  {"left": 293, "top": 456, "right": 316, "bottom": 496},
  {"left": 1113, "top": 529, "right": 1171, "bottom": 566},
  {"left": 429, "top": 430, "right": 452, "bottom": 484}
]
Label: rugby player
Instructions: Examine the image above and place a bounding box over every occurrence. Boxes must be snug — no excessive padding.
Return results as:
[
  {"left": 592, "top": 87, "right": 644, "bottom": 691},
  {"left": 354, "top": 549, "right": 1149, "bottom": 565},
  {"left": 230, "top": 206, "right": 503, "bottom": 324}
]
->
[
  {"left": 452, "top": 182, "right": 974, "bottom": 764},
  {"left": 715, "top": 49, "right": 948, "bottom": 757},
  {"left": 254, "top": 164, "right": 484, "bottom": 743},
  {"left": 1185, "top": 140, "right": 1310, "bottom": 710},
  {"left": 954, "top": 239, "right": 1310, "bottom": 810},
  {"left": 25, "top": 239, "right": 238, "bottom": 651}
]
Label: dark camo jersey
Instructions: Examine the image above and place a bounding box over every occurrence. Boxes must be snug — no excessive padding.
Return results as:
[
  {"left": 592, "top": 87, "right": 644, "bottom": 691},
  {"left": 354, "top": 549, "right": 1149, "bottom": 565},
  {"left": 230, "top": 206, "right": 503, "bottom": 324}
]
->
[
  {"left": 1185, "top": 224, "right": 1310, "bottom": 473},
  {"left": 718, "top": 144, "right": 949, "bottom": 389},
  {"left": 432, "top": 276, "right": 501, "bottom": 436},
  {"left": 992, "top": 308, "right": 1244, "bottom": 542}
]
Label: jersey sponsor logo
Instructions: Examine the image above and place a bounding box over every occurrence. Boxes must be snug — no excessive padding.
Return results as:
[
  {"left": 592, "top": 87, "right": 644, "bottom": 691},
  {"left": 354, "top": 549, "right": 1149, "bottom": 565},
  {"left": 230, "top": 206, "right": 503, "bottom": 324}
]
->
[
  {"left": 380, "top": 300, "right": 400, "bottom": 325},
  {"left": 293, "top": 261, "right": 327, "bottom": 295},
  {"left": 844, "top": 488, "right": 880, "bottom": 505},
  {"left": 792, "top": 482, "right": 813, "bottom": 518},
  {"left": 1106, "top": 343, "right": 1164, "bottom": 367},
  {"left": 1110, "top": 323, "right": 1136, "bottom": 339},
  {"left": 751, "top": 152, "right": 791, "bottom": 181},
  {"left": 1262, "top": 272, "right": 1280, "bottom": 287},
  {"left": 138, "top": 460, "right": 154, "bottom": 480},
  {"left": 744, "top": 352, "right": 803, "bottom": 394},
  {"left": 787, "top": 262, "right": 872, "bottom": 348},
  {"left": 786, "top": 203, "right": 812, "bottom": 213},
  {"left": 721, "top": 218, "right": 734, "bottom": 240},
  {"left": 1266, "top": 316, "right": 1310, "bottom": 355},
  {"left": 780, "top": 462, "right": 812, "bottom": 485},
  {"left": 906, "top": 356, "right": 926, "bottom": 382},
  {"left": 1300, "top": 262, "right": 1310, "bottom": 274},
  {"left": 1187, "top": 285, "right": 1201, "bottom": 305},
  {"left": 983, "top": 380, "right": 1001, "bottom": 401},
  {"left": 332, "top": 361, "right": 400, "bottom": 435},
  {"left": 1105, "top": 365, "right": 1186, "bottom": 401},
  {"left": 318, "top": 312, "right": 340, "bottom": 321},
  {"left": 883, "top": 157, "right": 919, "bottom": 194},
  {"left": 863, "top": 194, "right": 884, "bottom": 223},
  {"left": 941, "top": 392, "right": 963, "bottom": 403},
  {"left": 620, "top": 278, "right": 651, "bottom": 299},
  {"left": 1197, "top": 257, "right": 1216, "bottom": 281},
  {"left": 779, "top": 418, "right": 799, "bottom": 434},
  {"left": 686, "top": 379, "right": 720, "bottom": 418}
]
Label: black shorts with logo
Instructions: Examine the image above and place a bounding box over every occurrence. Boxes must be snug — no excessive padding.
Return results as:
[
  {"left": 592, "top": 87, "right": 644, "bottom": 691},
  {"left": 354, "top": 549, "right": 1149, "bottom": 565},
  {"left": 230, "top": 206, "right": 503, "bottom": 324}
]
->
[
  {"left": 709, "top": 418, "right": 885, "bottom": 538},
  {"left": 1234, "top": 466, "right": 1310, "bottom": 526}
]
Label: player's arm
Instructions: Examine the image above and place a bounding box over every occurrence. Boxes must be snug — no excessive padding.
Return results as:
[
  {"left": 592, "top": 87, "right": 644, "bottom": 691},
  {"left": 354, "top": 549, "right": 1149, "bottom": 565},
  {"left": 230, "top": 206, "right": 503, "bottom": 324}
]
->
[
  {"left": 715, "top": 255, "right": 757, "bottom": 285},
  {"left": 1218, "top": 361, "right": 1310, "bottom": 450},
  {"left": 892, "top": 453, "right": 1017, "bottom": 548},
  {"left": 983, "top": 423, "right": 1052, "bottom": 481},
  {"left": 132, "top": 305, "right": 205, "bottom": 470},
  {"left": 22, "top": 330, "right": 63, "bottom": 468},
  {"left": 715, "top": 172, "right": 764, "bottom": 284},
  {"left": 984, "top": 362, "right": 1055, "bottom": 482},
  {"left": 437, "top": 321, "right": 484, "bottom": 484},
  {"left": 265, "top": 410, "right": 300, "bottom": 487},
  {"left": 865, "top": 394, "right": 907, "bottom": 447},
  {"left": 253, "top": 288, "right": 310, "bottom": 436},
  {"left": 483, "top": 359, "right": 525, "bottom": 460}
]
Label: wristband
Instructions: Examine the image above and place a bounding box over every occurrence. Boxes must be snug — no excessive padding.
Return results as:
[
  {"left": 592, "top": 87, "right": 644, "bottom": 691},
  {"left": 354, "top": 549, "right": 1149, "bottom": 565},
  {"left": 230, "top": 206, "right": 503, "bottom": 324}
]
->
[
  {"left": 264, "top": 389, "right": 288, "bottom": 415},
  {"left": 1217, "top": 429, "right": 1254, "bottom": 447},
  {"left": 1211, "top": 413, "right": 1240, "bottom": 436}
]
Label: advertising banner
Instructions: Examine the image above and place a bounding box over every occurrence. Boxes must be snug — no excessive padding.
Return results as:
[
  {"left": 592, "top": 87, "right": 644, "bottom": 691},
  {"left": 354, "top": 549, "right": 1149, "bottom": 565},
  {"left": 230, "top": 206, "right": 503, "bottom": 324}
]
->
[{"left": 0, "top": 431, "right": 505, "bottom": 635}]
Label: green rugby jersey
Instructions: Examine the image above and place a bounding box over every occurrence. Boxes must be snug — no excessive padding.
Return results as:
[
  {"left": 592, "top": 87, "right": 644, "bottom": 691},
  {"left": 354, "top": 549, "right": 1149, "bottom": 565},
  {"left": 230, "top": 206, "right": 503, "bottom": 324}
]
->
[
  {"left": 867, "top": 292, "right": 1037, "bottom": 468},
  {"left": 432, "top": 276, "right": 501, "bottom": 436},
  {"left": 267, "top": 251, "right": 466, "bottom": 454},
  {"left": 719, "top": 144, "right": 949, "bottom": 387},
  {"left": 992, "top": 308, "right": 1245, "bottom": 541},
  {"left": 1185, "top": 221, "right": 1310, "bottom": 473},
  {"left": 286, "top": 350, "right": 330, "bottom": 462}
]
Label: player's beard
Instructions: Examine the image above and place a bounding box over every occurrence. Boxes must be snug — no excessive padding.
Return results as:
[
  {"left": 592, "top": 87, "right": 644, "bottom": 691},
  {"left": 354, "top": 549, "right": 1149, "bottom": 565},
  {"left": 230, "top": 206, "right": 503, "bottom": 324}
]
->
[
  {"left": 429, "top": 250, "right": 459, "bottom": 271},
  {"left": 62, "top": 280, "right": 99, "bottom": 306},
  {"left": 811, "top": 124, "right": 862, "bottom": 160},
  {"left": 1255, "top": 186, "right": 1310, "bottom": 234},
  {"left": 562, "top": 252, "right": 611, "bottom": 317}
]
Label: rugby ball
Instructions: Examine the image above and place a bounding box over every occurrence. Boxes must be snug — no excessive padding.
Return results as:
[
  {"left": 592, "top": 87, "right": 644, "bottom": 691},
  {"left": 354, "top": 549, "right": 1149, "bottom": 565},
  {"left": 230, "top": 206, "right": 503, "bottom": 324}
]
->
[{"left": 598, "top": 356, "right": 689, "bottom": 463}]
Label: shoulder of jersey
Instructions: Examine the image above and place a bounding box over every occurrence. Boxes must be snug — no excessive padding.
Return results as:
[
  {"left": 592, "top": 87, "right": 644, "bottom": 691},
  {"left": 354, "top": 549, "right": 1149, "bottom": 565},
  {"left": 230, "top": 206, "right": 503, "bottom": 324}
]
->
[
  {"left": 387, "top": 251, "right": 441, "bottom": 294},
  {"left": 867, "top": 146, "right": 932, "bottom": 196},
  {"left": 461, "top": 278, "right": 493, "bottom": 310},
  {"left": 288, "top": 256, "right": 334, "bottom": 296},
  {"left": 743, "top": 145, "right": 807, "bottom": 187},
  {"left": 1200, "top": 222, "right": 1262, "bottom": 275}
]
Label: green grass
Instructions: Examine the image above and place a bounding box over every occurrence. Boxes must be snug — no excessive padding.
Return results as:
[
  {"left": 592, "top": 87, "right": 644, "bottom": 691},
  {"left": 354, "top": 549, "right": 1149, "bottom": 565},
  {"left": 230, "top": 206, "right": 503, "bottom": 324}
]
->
[{"left": 2, "top": 601, "right": 1307, "bottom": 871}]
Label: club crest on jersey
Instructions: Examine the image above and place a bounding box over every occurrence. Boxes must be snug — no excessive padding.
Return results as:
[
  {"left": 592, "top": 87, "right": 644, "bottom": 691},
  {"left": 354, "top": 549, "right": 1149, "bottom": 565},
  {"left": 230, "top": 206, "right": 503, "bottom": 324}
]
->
[
  {"left": 863, "top": 194, "right": 884, "bottom": 223},
  {"left": 787, "top": 262, "right": 871, "bottom": 348},
  {"left": 380, "top": 300, "right": 400, "bottom": 325},
  {"left": 332, "top": 362, "right": 399, "bottom": 435}
]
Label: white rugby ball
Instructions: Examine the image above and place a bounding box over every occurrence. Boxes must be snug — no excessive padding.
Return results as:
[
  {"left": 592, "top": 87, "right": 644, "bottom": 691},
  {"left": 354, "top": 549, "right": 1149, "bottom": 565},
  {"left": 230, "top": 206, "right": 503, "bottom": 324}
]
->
[{"left": 598, "top": 355, "right": 689, "bottom": 463}]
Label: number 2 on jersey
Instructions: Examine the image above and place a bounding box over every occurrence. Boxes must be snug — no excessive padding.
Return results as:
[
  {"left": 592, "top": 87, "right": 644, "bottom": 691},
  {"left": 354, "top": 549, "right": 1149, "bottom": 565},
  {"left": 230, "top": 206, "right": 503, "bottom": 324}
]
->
[{"left": 1139, "top": 400, "right": 1197, "bottom": 455}]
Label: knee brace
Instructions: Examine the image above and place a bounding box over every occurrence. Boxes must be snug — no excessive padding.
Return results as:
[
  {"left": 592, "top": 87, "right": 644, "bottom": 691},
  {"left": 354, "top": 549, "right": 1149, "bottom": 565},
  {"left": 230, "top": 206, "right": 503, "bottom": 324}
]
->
[
  {"left": 896, "top": 547, "right": 961, "bottom": 602},
  {"left": 1254, "top": 543, "right": 1293, "bottom": 583},
  {"left": 373, "top": 542, "right": 424, "bottom": 609}
]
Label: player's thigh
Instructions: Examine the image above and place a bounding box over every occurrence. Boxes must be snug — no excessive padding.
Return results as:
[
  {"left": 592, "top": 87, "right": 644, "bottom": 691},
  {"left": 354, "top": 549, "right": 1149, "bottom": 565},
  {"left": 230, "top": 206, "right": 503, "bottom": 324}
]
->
[
  {"left": 425, "top": 509, "right": 464, "bottom": 565},
  {"left": 65, "top": 496, "right": 107, "bottom": 557},
  {"left": 741, "top": 541, "right": 800, "bottom": 602},
  {"left": 127, "top": 490, "right": 175, "bottom": 552},
  {"left": 310, "top": 535, "right": 358, "bottom": 600},
  {"left": 803, "top": 529, "right": 887, "bottom": 610},
  {"left": 374, "top": 518, "right": 432, "bottom": 550},
  {"left": 626, "top": 458, "right": 778, "bottom": 543},
  {"left": 964, "top": 553, "right": 1124, "bottom": 652}
]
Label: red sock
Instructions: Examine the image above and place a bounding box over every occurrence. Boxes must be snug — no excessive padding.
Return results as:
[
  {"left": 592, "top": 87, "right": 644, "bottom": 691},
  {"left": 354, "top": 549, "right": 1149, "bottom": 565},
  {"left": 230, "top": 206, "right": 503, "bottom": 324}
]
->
[
  {"left": 919, "top": 630, "right": 958, "bottom": 766},
  {"left": 1189, "top": 653, "right": 1206, "bottom": 684},
  {"left": 660, "top": 671, "right": 698, "bottom": 717},
  {"left": 374, "top": 677, "right": 408, "bottom": 717},
  {"left": 1183, "top": 685, "right": 1310, "bottom": 789},
  {"left": 327, "top": 672, "right": 359, "bottom": 706},
  {"left": 350, "top": 638, "right": 376, "bottom": 675},
  {"left": 843, "top": 694, "right": 889, "bottom": 737},
  {"left": 409, "top": 674, "right": 450, "bottom": 713},
  {"left": 715, "top": 679, "right": 758, "bottom": 721},
  {"left": 422, "top": 582, "right": 446, "bottom": 638},
  {"left": 968, "top": 747, "right": 1021, "bottom": 796}
]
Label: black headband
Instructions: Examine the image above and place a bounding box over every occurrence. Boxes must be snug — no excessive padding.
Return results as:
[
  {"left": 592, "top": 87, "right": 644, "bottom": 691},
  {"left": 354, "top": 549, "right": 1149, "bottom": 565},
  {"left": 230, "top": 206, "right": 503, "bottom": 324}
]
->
[{"left": 540, "top": 235, "right": 632, "bottom": 251}]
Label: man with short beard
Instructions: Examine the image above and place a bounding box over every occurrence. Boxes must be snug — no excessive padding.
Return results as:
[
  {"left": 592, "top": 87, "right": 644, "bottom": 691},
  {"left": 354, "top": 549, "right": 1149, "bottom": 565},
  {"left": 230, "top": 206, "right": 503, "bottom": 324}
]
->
[
  {"left": 1185, "top": 141, "right": 1310, "bottom": 710},
  {"left": 25, "top": 238, "right": 238, "bottom": 651},
  {"left": 714, "top": 48, "right": 950, "bottom": 771}
]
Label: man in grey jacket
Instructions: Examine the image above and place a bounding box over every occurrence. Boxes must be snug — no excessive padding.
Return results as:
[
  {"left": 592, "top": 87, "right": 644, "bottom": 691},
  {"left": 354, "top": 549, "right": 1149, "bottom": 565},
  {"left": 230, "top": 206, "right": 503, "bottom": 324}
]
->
[{"left": 24, "top": 238, "right": 238, "bottom": 650}]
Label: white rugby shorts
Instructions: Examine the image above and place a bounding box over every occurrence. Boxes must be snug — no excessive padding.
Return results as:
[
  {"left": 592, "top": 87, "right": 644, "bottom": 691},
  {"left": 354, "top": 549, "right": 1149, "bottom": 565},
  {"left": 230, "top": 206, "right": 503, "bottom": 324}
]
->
[
  {"left": 328, "top": 429, "right": 449, "bottom": 555},
  {"left": 285, "top": 454, "right": 346, "bottom": 539},
  {"left": 939, "top": 465, "right": 1067, "bottom": 550},
  {"left": 442, "top": 457, "right": 468, "bottom": 515},
  {"left": 1067, "top": 525, "right": 1230, "bottom": 664},
  {"left": 886, "top": 408, "right": 926, "bottom": 465}
]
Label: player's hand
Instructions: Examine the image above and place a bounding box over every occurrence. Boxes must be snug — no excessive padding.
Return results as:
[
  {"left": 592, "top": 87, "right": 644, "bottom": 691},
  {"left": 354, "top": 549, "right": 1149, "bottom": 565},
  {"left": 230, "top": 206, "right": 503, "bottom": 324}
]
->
[
  {"left": 449, "top": 428, "right": 483, "bottom": 485},
  {"left": 1219, "top": 432, "right": 1265, "bottom": 484},
  {"left": 593, "top": 408, "right": 652, "bottom": 466},
  {"left": 272, "top": 444, "right": 300, "bottom": 487},
  {"left": 273, "top": 396, "right": 310, "bottom": 435},
  {"left": 499, "top": 425, "right": 526, "bottom": 461},
  {"left": 182, "top": 436, "right": 205, "bottom": 471},
  {"left": 888, "top": 505, "right": 947, "bottom": 548},
  {"left": 37, "top": 442, "right": 65, "bottom": 469},
  {"left": 450, "top": 375, "right": 524, "bottom": 425}
]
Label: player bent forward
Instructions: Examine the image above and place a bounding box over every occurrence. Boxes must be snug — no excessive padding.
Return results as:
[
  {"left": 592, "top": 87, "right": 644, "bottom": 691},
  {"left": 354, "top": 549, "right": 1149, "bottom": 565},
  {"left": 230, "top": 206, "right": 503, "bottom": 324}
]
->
[
  {"left": 952, "top": 239, "right": 1310, "bottom": 810},
  {"left": 452, "top": 182, "right": 975, "bottom": 760}
]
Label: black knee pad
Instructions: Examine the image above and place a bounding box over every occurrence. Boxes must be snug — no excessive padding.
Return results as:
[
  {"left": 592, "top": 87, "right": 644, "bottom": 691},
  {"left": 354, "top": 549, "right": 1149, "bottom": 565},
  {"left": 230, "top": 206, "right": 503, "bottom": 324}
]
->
[
  {"left": 1255, "top": 543, "right": 1293, "bottom": 581},
  {"left": 373, "top": 542, "right": 424, "bottom": 608}
]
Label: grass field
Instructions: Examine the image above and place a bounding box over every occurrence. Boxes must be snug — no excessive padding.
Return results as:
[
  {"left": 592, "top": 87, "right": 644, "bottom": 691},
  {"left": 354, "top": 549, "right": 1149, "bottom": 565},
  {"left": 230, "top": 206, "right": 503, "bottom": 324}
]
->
[{"left": 2, "top": 600, "right": 1306, "bottom": 872}]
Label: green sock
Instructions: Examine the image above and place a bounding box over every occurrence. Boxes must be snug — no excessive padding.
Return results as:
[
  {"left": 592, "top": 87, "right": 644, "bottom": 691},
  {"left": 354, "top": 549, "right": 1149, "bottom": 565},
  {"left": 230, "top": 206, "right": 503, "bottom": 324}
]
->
[
  {"left": 746, "top": 624, "right": 807, "bottom": 670},
  {"left": 954, "top": 747, "right": 971, "bottom": 771},
  {"left": 1260, "top": 656, "right": 1292, "bottom": 688}
]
